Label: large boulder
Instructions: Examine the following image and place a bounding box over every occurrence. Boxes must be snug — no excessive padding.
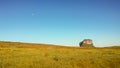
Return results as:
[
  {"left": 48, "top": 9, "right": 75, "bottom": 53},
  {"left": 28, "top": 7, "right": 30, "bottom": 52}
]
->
[{"left": 79, "top": 39, "right": 95, "bottom": 48}]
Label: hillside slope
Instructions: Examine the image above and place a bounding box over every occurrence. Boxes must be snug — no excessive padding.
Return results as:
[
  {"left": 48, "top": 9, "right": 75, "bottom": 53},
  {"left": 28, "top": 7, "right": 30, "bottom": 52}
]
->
[
  {"left": 0, "top": 41, "right": 120, "bottom": 68},
  {"left": 0, "top": 41, "right": 72, "bottom": 48}
]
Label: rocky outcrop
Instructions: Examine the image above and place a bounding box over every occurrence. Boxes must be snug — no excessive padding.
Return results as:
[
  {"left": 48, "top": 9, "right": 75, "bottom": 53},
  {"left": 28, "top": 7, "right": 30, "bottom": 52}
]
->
[{"left": 79, "top": 39, "right": 95, "bottom": 48}]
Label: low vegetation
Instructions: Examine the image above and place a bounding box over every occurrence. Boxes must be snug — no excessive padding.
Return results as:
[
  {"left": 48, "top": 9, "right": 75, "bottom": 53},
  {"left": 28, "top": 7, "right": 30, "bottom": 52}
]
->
[{"left": 0, "top": 41, "right": 120, "bottom": 68}]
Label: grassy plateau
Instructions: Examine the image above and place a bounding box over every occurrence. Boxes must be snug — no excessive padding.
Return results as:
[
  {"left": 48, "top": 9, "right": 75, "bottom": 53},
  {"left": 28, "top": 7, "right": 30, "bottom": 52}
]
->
[{"left": 0, "top": 41, "right": 120, "bottom": 68}]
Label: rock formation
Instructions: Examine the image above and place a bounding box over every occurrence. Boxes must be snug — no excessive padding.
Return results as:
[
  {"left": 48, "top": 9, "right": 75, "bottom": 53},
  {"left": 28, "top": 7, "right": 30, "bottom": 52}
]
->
[{"left": 79, "top": 39, "right": 95, "bottom": 47}]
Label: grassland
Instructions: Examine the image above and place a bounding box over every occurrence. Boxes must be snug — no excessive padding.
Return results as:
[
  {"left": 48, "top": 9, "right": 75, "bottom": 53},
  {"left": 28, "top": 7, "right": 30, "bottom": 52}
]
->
[{"left": 0, "top": 41, "right": 120, "bottom": 68}]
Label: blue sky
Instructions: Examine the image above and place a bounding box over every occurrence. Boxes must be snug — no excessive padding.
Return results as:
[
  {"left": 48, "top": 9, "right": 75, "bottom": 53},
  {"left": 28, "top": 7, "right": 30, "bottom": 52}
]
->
[{"left": 0, "top": 0, "right": 120, "bottom": 47}]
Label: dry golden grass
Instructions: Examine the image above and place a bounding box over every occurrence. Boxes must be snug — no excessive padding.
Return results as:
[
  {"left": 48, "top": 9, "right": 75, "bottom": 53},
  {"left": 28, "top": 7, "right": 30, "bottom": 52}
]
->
[{"left": 0, "top": 41, "right": 120, "bottom": 68}]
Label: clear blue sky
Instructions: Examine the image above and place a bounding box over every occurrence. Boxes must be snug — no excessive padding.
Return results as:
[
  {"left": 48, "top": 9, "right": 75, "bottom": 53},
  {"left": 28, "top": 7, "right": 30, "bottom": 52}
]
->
[{"left": 0, "top": 0, "right": 120, "bottom": 47}]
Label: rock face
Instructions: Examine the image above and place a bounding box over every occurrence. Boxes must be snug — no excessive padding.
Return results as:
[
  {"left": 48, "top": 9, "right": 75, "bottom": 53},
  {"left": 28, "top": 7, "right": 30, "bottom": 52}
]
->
[{"left": 79, "top": 39, "right": 94, "bottom": 47}]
